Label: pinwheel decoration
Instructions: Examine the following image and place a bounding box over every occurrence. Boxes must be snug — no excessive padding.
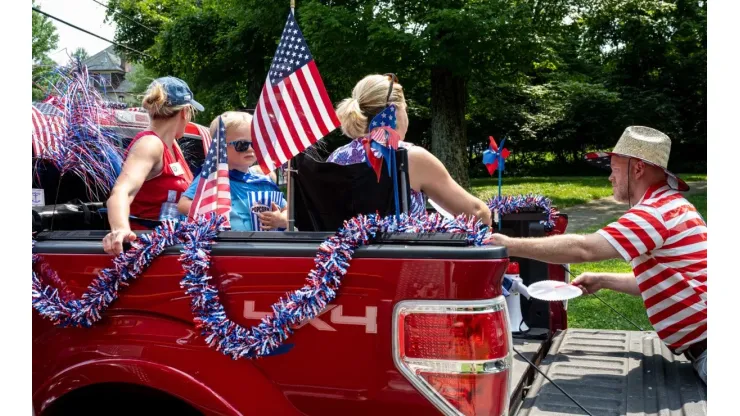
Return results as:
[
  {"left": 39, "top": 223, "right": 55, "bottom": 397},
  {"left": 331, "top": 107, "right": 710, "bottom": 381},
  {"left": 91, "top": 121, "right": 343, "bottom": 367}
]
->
[
  {"left": 482, "top": 136, "right": 511, "bottom": 230},
  {"left": 482, "top": 136, "right": 510, "bottom": 176}
]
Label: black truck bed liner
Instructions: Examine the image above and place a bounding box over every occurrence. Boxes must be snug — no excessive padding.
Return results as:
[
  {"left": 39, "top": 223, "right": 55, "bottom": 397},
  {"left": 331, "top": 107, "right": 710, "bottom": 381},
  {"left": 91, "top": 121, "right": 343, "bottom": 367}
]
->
[{"left": 515, "top": 329, "right": 707, "bottom": 416}]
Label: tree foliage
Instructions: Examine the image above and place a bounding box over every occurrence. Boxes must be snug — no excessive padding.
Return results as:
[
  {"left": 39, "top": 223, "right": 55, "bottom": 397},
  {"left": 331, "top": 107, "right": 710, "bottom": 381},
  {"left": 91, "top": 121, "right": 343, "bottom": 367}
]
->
[
  {"left": 32, "top": 0, "right": 60, "bottom": 101},
  {"left": 71, "top": 47, "right": 90, "bottom": 63},
  {"left": 106, "top": 0, "right": 706, "bottom": 178}
]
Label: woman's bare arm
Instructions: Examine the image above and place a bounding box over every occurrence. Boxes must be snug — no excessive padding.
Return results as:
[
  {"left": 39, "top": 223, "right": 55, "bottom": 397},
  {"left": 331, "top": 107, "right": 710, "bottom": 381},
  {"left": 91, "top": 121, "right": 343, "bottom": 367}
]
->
[
  {"left": 103, "top": 136, "right": 163, "bottom": 254},
  {"left": 407, "top": 146, "right": 492, "bottom": 226}
]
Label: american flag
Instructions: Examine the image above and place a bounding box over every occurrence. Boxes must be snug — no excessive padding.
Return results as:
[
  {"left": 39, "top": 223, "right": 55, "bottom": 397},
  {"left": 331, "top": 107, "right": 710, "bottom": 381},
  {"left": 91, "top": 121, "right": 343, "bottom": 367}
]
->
[
  {"left": 251, "top": 11, "right": 340, "bottom": 174},
  {"left": 188, "top": 116, "right": 231, "bottom": 228},
  {"left": 31, "top": 103, "right": 65, "bottom": 157},
  {"left": 195, "top": 123, "right": 213, "bottom": 154}
]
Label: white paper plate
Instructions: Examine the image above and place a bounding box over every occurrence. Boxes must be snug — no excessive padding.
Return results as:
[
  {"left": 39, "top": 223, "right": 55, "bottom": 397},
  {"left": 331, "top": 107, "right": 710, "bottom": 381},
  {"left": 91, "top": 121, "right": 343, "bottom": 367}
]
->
[
  {"left": 428, "top": 198, "right": 454, "bottom": 219},
  {"left": 527, "top": 280, "right": 583, "bottom": 302}
]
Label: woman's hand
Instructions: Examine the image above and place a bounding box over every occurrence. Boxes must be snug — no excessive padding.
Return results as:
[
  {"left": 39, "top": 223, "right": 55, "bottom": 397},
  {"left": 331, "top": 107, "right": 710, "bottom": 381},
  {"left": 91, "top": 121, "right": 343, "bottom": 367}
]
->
[
  {"left": 257, "top": 203, "right": 288, "bottom": 231},
  {"left": 103, "top": 229, "right": 137, "bottom": 255}
]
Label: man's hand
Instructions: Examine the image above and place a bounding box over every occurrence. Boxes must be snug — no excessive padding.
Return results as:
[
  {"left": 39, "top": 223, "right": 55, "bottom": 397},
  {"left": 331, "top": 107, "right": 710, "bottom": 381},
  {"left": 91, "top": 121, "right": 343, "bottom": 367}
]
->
[
  {"left": 257, "top": 202, "right": 288, "bottom": 231},
  {"left": 485, "top": 233, "right": 510, "bottom": 247},
  {"left": 571, "top": 272, "right": 604, "bottom": 295}
]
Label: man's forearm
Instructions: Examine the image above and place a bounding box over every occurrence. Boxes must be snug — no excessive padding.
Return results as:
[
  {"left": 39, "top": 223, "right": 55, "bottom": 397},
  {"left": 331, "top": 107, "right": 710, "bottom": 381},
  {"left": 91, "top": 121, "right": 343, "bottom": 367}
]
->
[
  {"left": 505, "top": 234, "right": 593, "bottom": 264},
  {"left": 598, "top": 272, "right": 640, "bottom": 296}
]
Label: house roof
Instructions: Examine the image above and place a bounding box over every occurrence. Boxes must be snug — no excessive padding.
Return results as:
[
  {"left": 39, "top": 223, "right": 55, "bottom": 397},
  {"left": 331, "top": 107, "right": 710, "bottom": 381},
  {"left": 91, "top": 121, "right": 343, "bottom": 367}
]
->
[{"left": 83, "top": 46, "right": 124, "bottom": 72}]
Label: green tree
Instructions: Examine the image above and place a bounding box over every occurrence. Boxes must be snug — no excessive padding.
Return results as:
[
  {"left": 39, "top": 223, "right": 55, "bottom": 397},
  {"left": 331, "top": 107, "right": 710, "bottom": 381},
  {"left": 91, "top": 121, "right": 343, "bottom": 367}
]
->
[
  {"left": 71, "top": 47, "right": 90, "bottom": 63},
  {"left": 32, "top": 0, "right": 60, "bottom": 100},
  {"left": 105, "top": 0, "right": 706, "bottom": 179},
  {"left": 579, "top": 0, "right": 707, "bottom": 171},
  {"left": 32, "top": 0, "right": 59, "bottom": 63},
  {"left": 126, "top": 63, "right": 159, "bottom": 94}
]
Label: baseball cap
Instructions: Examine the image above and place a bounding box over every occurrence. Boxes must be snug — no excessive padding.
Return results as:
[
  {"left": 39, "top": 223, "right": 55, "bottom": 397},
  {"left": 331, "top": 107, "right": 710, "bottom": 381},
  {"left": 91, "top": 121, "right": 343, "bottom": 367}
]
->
[{"left": 152, "top": 76, "right": 205, "bottom": 112}]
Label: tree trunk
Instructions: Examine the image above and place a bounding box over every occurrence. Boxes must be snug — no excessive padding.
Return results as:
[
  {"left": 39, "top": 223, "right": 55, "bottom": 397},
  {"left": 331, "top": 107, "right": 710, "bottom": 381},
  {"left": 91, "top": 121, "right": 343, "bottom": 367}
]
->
[{"left": 430, "top": 67, "right": 469, "bottom": 189}]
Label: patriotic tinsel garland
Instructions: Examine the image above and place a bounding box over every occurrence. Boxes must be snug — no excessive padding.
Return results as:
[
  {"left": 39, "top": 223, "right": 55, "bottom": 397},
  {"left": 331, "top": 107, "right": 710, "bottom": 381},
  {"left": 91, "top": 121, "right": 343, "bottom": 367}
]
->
[
  {"left": 32, "top": 221, "right": 181, "bottom": 327},
  {"left": 32, "top": 194, "right": 555, "bottom": 358},
  {"left": 33, "top": 213, "right": 488, "bottom": 358},
  {"left": 487, "top": 194, "right": 559, "bottom": 231}
]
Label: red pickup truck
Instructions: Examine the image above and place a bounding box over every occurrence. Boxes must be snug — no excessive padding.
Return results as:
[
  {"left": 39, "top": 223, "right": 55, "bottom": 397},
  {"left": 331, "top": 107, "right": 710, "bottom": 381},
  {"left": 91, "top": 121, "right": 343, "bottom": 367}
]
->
[{"left": 32, "top": 122, "right": 707, "bottom": 416}]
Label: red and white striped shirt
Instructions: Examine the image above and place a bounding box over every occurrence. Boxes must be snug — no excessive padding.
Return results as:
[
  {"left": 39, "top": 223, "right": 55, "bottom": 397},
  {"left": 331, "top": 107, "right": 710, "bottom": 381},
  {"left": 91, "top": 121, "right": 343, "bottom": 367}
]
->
[{"left": 597, "top": 182, "right": 707, "bottom": 353}]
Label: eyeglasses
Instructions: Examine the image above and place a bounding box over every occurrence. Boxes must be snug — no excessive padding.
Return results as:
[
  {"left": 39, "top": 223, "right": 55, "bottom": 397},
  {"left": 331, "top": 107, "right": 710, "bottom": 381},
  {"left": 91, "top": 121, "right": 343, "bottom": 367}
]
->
[
  {"left": 227, "top": 140, "right": 253, "bottom": 152},
  {"left": 384, "top": 73, "right": 399, "bottom": 106}
]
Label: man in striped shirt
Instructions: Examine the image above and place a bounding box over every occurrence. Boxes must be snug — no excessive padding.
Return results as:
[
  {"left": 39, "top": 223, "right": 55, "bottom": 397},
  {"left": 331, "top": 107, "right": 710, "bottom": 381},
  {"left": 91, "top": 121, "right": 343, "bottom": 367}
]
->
[{"left": 488, "top": 126, "right": 707, "bottom": 384}]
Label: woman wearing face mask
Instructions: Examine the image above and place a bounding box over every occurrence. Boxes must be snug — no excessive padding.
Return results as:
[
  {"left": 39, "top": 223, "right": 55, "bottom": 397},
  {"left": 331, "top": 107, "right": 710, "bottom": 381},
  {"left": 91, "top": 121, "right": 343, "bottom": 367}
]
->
[
  {"left": 328, "top": 74, "right": 492, "bottom": 225},
  {"left": 177, "top": 111, "right": 288, "bottom": 231},
  {"left": 103, "top": 77, "right": 203, "bottom": 255}
]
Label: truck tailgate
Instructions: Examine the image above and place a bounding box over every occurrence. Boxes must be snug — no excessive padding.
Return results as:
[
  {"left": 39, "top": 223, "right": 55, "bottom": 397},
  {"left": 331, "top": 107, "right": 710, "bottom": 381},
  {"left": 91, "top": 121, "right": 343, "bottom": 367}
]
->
[{"left": 515, "top": 329, "right": 707, "bottom": 416}]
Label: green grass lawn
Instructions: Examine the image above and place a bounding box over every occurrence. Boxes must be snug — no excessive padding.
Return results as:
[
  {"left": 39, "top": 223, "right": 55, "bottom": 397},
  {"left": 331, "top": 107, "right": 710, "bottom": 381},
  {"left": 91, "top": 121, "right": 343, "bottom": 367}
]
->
[
  {"left": 470, "top": 176, "right": 614, "bottom": 208},
  {"left": 470, "top": 173, "right": 706, "bottom": 209},
  {"left": 567, "top": 190, "right": 707, "bottom": 331}
]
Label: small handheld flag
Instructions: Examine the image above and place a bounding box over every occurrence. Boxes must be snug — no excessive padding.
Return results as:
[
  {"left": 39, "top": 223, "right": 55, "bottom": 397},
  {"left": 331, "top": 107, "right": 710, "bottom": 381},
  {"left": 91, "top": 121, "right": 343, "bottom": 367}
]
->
[{"left": 188, "top": 116, "right": 231, "bottom": 228}]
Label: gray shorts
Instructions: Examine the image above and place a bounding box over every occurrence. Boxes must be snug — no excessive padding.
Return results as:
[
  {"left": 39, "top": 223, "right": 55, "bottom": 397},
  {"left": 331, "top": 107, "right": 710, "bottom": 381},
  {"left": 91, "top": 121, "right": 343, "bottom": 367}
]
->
[{"left": 691, "top": 349, "right": 707, "bottom": 384}]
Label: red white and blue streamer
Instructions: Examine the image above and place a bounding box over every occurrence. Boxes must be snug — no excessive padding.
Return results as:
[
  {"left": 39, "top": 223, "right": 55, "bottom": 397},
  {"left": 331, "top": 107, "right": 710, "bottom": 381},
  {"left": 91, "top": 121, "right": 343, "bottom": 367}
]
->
[
  {"left": 487, "top": 194, "right": 559, "bottom": 231},
  {"left": 32, "top": 221, "right": 180, "bottom": 327},
  {"left": 33, "top": 212, "right": 489, "bottom": 358},
  {"left": 33, "top": 62, "right": 124, "bottom": 201}
]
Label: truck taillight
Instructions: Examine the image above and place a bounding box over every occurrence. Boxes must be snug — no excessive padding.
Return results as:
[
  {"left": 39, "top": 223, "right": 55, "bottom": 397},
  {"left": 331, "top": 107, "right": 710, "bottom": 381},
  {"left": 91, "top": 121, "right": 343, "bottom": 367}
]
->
[{"left": 393, "top": 299, "right": 512, "bottom": 416}]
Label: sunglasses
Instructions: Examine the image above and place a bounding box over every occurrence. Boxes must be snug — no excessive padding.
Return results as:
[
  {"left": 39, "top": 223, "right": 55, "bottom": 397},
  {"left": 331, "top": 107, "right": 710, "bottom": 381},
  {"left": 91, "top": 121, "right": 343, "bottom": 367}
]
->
[{"left": 227, "top": 140, "right": 253, "bottom": 152}]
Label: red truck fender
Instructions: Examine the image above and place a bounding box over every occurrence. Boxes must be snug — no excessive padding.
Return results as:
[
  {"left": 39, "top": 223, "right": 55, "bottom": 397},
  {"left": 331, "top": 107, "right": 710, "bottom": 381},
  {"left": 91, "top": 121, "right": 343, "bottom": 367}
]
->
[{"left": 33, "top": 313, "right": 302, "bottom": 416}]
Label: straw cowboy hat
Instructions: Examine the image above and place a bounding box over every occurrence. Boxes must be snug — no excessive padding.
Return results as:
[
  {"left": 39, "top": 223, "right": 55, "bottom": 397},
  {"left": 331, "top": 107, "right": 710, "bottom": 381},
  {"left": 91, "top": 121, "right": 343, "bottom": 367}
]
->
[{"left": 585, "top": 126, "right": 689, "bottom": 191}]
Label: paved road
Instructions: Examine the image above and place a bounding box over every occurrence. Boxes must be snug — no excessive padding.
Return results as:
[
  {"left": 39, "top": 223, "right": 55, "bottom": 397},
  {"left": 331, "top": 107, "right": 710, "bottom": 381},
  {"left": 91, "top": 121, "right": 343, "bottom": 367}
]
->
[{"left": 565, "top": 181, "right": 707, "bottom": 233}]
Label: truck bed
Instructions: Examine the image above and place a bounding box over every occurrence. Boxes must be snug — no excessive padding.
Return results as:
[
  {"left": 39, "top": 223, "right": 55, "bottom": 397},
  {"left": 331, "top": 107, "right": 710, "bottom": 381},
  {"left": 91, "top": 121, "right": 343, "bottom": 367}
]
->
[{"left": 515, "top": 329, "right": 707, "bottom": 416}]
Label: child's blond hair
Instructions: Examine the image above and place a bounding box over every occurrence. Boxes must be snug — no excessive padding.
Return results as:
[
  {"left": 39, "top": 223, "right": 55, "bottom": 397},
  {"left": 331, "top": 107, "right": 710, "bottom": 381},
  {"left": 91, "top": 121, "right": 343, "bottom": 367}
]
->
[{"left": 209, "top": 111, "right": 253, "bottom": 139}]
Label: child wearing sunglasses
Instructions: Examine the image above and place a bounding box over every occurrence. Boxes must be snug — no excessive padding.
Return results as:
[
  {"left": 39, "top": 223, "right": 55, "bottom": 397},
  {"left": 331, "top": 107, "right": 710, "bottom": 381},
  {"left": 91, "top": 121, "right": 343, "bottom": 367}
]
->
[{"left": 177, "top": 111, "right": 288, "bottom": 231}]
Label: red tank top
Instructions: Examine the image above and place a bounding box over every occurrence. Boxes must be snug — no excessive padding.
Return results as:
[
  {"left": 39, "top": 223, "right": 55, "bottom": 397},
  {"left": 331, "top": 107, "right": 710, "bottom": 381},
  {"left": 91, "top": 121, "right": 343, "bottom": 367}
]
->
[{"left": 127, "top": 131, "right": 193, "bottom": 227}]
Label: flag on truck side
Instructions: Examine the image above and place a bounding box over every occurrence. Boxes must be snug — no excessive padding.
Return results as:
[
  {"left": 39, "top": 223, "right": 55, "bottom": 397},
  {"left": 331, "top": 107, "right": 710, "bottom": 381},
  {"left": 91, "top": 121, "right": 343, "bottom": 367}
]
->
[
  {"left": 31, "top": 103, "right": 64, "bottom": 157},
  {"left": 188, "top": 116, "right": 231, "bottom": 228},
  {"left": 251, "top": 10, "right": 340, "bottom": 174}
]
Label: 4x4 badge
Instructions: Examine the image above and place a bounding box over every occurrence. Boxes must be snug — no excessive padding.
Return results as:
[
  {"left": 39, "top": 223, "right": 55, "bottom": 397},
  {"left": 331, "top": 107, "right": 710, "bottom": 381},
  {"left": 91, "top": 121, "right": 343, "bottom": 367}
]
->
[{"left": 244, "top": 301, "right": 377, "bottom": 333}]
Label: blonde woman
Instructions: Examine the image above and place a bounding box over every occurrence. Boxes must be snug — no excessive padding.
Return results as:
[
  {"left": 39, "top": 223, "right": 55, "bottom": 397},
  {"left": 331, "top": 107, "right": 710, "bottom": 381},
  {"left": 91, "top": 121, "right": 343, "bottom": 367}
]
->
[
  {"left": 328, "top": 74, "right": 492, "bottom": 226},
  {"left": 103, "top": 77, "right": 204, "bottom": 255}
]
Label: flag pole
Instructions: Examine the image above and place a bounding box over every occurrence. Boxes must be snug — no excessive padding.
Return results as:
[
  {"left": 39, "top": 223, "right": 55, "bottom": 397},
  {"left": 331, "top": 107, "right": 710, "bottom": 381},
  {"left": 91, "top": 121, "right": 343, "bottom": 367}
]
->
[
  {"left": 286, "top": 159, "right": 295, "bottom": 231},
  {"left": 287, "top": 0, "right": 296, "bottom": 231},
  {"left": 497, "top": 163, "right": 502, "bottom": 230}
]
